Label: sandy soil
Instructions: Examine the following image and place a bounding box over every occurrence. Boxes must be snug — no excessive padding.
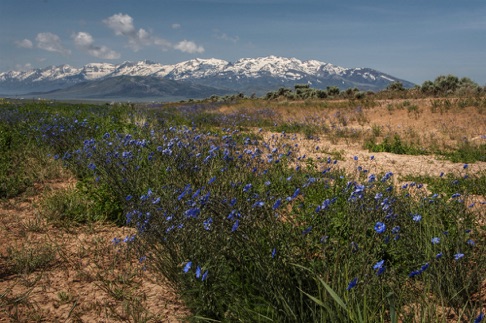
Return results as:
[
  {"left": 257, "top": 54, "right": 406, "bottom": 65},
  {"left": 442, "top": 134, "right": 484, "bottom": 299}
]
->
[{"left": 0, "top": 179, "right": 189, "bottom": 322}]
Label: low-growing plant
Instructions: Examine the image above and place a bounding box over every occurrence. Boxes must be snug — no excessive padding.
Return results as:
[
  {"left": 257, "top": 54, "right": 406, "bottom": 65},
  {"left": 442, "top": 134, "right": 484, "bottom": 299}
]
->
[
  {"left": 40, "top": 181, "right": 123, "bottom": 225},
  {"left": 439, "top": 142, "right": 486, "bottom": 163},
  {"left": 364, "top": 134, "right": 427, "bottom": 155},
  {"left": 5, "top": 244, "right": 56, "bottom": 275}
]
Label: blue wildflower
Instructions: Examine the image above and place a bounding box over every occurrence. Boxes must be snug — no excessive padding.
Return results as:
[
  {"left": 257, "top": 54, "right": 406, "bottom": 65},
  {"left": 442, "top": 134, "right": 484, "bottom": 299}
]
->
[
  {"left": 412, "top": 214, "right": 422, "bottom": 222},
  {"left": 302, "top": 226, "right": 312, "bottom": 235},
  {"left": 374, "top": 222, "right": 386, "bottom": 234},
  {"left": 183, "top": 261, "right": 192, "bottom": 273},
  {"left": 474, "top": 312, "right": 484, "bottom": 323},
  {"left": 243, "top": 183, "right": 252, "bottom": 192},
  {"left": 408, "top": 270, "right": 421, "bottom": 278},
  {"left": 196, "top": 265, "right": 202, "bottom": 278},
  {"left": 436, "top": 252, "right": 443, "bottom": 259},
  {"left": 291, "top": 188, "right": 301, "bottom": 199},
  {"left": 347, "top": 278, "right": 358, "bottom": 291},
  {"left": 185, "top": 207, "right": 200, "bottom": 218},
  {"left": 123, "top": 235, "right": 135, "bottom": 243},
  {"left": 431, "top": 237, "right": 440, "bottom": 244},
  {"left": 231, "top": 220, "right": 239, "bottom": 232},
  {"left": 454, "top": 253, "right": 464, "bottom": 260},
  {"left": 201, "top": 270, "right": 208, "bottom": 281},
  {"left": 467, "top": 239, "right": 476, "bottom": 246},
  {"left": 376, "top": 266, "right": 386, "bottom": 276},
  {"left": 253, "top": 201, "right": 264, "bottom": 207},
  {"left": 421, "top": 263, "right": 430, "bottom": 271},
  {"left": 373, "top": 260, "right": 385, "bottom": 275},
  {"left": 203, "top": 217, "right": 213, "bottom": 231},
  {"left": 271, "top": 248, "right": 277, "bottom": 258}
]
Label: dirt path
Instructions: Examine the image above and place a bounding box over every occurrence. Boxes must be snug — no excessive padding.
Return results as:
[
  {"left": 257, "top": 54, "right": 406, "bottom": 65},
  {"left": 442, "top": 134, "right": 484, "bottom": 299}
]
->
[
  {"left": 0, "top": 180, "right": 189, "bottom": 322},
  {"left": 262, "top": 130, "right": 486, "bottom": 178}
]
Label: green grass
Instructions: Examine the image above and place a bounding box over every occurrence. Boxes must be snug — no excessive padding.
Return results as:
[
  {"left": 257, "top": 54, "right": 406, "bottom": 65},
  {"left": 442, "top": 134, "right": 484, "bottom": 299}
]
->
[
  {"left": 364, "top": 134, "right": 428, "bottom": 155},
  {"left": 439, "top": 142, "right": 486, "bottom": 163}
]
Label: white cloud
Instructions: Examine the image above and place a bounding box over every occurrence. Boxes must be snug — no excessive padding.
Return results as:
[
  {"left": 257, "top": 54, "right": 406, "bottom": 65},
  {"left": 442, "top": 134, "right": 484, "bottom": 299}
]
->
[
  {"left": 35, "top": 32, "right": 71, "bottom": 55},
  {"left": 72, "top": 31, "right": 120, "bottom": 59},
  {"left": 103, "top": 13, "right": 172, "bottom": 52},
  {"left": 174, "top": 40, "right": 205, "bottom": 54},
  {"left": 15, "top": 39, "right": 33, "bottom": 49},
  {"left": 103, "top": 13, "right": 136, "bottom": 36},
  {"left": 103, "top": 13, "right": 203, "bottom": 54}
]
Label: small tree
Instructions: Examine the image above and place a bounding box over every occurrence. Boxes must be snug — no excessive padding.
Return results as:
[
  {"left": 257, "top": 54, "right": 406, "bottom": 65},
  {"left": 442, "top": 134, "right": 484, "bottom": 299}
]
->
[
  {"left": 386, "top": 81, "right": 405, "bottom": 92},
  {"left": 420, "top": 80, "right": 436, "bottom": 95},
  {"left": 434, "top": 75, "right": 459, "bottom": 95},
  {"left": 326, "top": 86, "right": 340, "bottom": 96}
]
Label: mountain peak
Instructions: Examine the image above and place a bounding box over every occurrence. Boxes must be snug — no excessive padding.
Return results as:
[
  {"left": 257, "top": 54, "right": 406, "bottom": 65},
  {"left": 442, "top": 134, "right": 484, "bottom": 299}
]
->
[{"left": 0, "top": 56, "right": 415, "bottom": 97}]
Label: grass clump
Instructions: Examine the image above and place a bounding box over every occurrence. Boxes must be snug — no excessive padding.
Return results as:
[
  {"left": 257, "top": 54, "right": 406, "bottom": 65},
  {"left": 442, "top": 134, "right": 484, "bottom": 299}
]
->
[
  {"left": 5, "top": 244, "right": 56, "bottom": 275},
  {"left": 439, "top": 142, "right": 486, "bottom": 163},
  {"left": 364, "top": 134, "right": 427, "bottom": 155}
]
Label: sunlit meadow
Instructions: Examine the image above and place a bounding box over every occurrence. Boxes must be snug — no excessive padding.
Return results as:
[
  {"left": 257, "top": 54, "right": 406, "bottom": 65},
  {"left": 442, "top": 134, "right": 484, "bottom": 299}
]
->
[{"left": 1, "top": 92, "right": 485, "bottom": 322}]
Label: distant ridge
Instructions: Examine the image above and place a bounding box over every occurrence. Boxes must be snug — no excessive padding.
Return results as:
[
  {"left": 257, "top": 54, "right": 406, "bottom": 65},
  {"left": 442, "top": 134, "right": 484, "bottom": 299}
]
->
[{"left": 0, "top": 56, "right": 415, "bottom": 99}]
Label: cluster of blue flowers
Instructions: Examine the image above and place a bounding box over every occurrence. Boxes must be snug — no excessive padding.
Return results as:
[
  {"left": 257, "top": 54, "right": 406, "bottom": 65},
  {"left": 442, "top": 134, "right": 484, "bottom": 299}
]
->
[{"left": 32, "top": 103, "right": 480, "bottom": 320}]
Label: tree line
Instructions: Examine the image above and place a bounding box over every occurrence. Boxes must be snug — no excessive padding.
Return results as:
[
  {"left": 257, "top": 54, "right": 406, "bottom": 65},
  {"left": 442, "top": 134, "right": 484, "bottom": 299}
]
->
[{"left": 263, "top": 75, "right": 484, "bottom": 101}]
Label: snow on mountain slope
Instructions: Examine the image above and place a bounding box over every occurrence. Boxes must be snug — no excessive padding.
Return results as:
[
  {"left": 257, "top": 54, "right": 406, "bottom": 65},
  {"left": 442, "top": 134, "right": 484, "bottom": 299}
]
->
[
  {"left": 164, "top": 58, "right": 229, "bottom": 79},
  {"left": 0, "top": 56, "right": 351, "bottom": 82},
  {"left": 0, "top": 56, "right": 414, "bottom": 95}
]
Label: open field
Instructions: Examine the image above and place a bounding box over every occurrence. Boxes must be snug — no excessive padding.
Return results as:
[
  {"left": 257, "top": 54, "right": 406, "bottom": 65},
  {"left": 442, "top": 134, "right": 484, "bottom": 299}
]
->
[{"left": 0, "top": 96, "right": 485, "bottom": 322}]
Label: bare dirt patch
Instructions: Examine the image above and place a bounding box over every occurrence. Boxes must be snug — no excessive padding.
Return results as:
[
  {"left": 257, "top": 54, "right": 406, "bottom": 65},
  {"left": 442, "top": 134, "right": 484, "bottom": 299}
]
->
[{"left": 0, "top": 181, "right": 189, "bottom": 322}]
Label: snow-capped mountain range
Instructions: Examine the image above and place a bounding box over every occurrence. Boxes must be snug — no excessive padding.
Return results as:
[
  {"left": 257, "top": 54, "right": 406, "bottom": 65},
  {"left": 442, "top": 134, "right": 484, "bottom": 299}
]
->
[{"left": 0, "top": 56, "right": 415, "bottom": 99}]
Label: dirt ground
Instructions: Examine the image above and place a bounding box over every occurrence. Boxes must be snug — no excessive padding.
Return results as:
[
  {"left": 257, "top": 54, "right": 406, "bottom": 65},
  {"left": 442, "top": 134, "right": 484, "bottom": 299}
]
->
[
  {"left": 0, "top": 180, "right": 189, "bottom": 322},
  {"left": 1, "top": 99, "right": 485, "bottom": 322}
]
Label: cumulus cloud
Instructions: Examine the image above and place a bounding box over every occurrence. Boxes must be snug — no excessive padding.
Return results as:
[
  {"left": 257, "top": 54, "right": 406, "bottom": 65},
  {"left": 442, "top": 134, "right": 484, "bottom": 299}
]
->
[
  {"left": 103, "top": 13, "right": 136, "bottom": 36},
  {"left": 174, "top": 40, "right": 205, "bottom": 54},
  {"left": 171, "top": 23, "right": 181, "bottom": 29},
  {"left": 103, "top": 13, "right": 204, "bottom": 54},
  {"left": 103, "top": 13, "right": 170, "bottom": 51},
  {"left": 15, "top": 39, "right": 33, "bottom": 49},
  {"left": 35, "top": 32, "right": 71, "bottom": 55},
  {"left": 72, "top": 31, "right": 120, "bottom": 59}
]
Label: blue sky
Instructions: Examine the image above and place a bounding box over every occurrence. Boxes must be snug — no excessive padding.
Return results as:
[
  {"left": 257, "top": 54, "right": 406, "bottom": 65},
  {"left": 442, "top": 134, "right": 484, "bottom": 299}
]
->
[{"left": 1, "top": 0, "right": 485, "bottom": 85}]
